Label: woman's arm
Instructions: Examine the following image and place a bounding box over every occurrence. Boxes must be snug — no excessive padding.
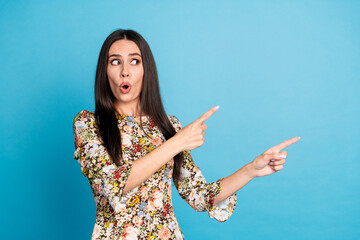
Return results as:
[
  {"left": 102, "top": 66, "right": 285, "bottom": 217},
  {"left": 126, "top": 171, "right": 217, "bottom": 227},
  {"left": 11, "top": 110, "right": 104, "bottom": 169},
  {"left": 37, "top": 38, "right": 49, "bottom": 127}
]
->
[
  {"left": 124, "top": 102, "right": 300, "bottom": 201},
  {"left": 123, "top": 136, "right": 180, "bottom": 193},
  {"left": 212, "top": 164, "right": 254, "bottom": 206},
  {"left": 213, "top": 137, "right": 300, "bottom": 205},
  {"left": 123, "top": 106, "right": 220, "bottom": 194}
]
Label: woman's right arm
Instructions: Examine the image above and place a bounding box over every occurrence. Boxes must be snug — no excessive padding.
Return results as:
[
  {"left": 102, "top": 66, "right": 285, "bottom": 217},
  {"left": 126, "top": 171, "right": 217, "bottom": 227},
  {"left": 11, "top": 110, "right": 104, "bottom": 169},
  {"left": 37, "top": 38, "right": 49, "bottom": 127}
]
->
[
  {"left": 73, "top": 107, "right": 219, "bottom": 209},
  {"left": 123, "top": 106, "right": 220, "bottom": 193},
  {"left": 122, "top": 135, "right": 179, "bottom": 193}
]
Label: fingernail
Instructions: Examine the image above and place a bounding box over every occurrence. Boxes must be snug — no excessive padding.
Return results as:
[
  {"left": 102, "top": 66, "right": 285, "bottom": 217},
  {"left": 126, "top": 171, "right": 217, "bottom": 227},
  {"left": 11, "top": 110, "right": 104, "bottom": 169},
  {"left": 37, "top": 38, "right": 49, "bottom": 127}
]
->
[
  {"left": 280, "top": 154, "right": 287, "bottom": 158},
  {"left": 214, "top": 106, "right": 220, "bottom": 110}
]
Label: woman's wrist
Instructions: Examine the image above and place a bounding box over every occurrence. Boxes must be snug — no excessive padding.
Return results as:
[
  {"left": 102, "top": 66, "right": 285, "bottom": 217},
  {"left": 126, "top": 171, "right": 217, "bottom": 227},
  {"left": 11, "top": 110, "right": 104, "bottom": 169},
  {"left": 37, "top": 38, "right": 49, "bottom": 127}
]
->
[
  {"left": 165, "top": 136, "right": 183, "bottom": 156},
  {"left": 246, "top": 162, "right": 258, "bottom": 179}
]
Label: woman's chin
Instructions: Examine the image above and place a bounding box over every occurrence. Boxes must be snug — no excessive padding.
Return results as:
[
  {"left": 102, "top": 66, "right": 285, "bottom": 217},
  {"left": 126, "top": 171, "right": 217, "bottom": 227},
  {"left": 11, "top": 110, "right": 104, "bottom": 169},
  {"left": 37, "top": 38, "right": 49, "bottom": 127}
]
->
[{"left": 115, "top": 95, "right": 140, "bottom": 104}]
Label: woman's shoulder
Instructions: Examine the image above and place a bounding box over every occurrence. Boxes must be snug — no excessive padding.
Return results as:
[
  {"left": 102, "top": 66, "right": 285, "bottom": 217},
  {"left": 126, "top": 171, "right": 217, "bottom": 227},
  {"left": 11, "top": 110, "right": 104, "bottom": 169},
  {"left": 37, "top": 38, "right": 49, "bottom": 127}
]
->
[
  {"left": 73, "top": 110, "right": 96, "bottom": 126},
  {"left": 72, "top": 110, "right": 99, "bottom": 148},
  {"left": 74, "top": 109, "right": 95, "bottom": 118}
]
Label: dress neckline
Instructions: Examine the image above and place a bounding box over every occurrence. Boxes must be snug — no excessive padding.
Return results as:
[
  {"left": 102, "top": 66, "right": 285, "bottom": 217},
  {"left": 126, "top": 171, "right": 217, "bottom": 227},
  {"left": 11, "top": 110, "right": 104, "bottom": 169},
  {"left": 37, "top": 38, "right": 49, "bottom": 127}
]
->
[
  {"left": 115, "top": 113, "right": 151, "bottom": 121},
  {"left": 87, "top": 110, "right": 150, "bottom": 120},
  {"left": 116, "top": 113, "right": 149, "bottom": 119}
]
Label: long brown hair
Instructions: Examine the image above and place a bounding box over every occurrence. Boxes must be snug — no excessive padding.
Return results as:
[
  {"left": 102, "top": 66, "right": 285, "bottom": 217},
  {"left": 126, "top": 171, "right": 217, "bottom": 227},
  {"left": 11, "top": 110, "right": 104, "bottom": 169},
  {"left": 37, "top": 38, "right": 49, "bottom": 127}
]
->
[{"left": 94, "top": 29, "right": 183, "bottom": 184}]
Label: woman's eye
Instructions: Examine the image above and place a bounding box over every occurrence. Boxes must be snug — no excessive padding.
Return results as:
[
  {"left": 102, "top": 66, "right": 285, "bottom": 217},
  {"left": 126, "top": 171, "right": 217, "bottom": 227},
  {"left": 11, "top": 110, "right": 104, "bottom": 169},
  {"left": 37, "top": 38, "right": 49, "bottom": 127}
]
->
[
  {"left": 131, "top": 59, "right": 140, "bottom": 65},
  {"left": 111, "top": 59, "right": 120, "bottom": 65}
]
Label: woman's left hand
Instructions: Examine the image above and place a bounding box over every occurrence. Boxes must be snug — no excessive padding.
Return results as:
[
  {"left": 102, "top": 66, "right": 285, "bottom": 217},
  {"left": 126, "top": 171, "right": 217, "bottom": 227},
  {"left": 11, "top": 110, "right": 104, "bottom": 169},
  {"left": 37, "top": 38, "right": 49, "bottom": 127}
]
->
[{"left": 249, "top": 137, "right": 301, "bottom": 178}]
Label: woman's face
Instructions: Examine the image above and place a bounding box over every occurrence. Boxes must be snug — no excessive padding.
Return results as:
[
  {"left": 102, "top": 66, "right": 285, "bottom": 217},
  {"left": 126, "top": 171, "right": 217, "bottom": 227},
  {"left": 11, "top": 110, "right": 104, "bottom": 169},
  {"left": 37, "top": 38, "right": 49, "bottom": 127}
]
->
[{"left": 107, "top": 39, "right": 144, "bottom": 111}]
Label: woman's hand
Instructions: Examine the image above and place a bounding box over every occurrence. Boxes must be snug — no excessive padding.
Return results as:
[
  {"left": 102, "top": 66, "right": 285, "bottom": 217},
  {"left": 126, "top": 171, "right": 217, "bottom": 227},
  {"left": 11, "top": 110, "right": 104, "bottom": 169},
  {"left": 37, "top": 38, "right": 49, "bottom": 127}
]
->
[
  {"left": 173, "top": 106, "right": 220, "bottom": 153},
  {"left": 249, "top": 137, "right": 301, "bottom": 178}
]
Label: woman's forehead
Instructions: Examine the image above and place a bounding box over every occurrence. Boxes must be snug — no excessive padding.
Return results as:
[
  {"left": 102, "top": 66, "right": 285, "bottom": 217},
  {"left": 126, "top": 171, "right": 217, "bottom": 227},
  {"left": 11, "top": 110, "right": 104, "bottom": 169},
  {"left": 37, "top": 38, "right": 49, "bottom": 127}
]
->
[{"left": 109, "top": 39, "right": 141, "bottom": 55}]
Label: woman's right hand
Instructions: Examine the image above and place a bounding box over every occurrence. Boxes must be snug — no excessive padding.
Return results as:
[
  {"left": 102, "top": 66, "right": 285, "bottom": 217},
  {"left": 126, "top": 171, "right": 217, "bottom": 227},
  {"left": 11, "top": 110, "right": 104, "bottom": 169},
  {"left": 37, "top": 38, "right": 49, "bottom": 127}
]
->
[{"left": 173, "top": 106, "right": 220, "bottom": 153}]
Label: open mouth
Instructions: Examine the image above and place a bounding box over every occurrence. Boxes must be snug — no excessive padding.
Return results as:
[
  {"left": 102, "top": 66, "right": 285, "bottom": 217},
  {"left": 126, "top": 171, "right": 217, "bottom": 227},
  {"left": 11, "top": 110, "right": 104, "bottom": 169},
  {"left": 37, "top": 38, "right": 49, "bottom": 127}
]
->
[
  {"left": 120, "top": 82, "right": 131, "bottom": 93},
  {"left": 121, "top": 82, "right": 131, "bottom": 89}
]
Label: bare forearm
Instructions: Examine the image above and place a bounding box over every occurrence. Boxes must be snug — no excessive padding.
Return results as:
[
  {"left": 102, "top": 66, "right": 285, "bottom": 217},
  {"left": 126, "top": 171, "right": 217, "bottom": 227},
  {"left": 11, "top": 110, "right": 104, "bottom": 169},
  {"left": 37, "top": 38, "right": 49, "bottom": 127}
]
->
[
  {"left": 122, "top": 105, "right": 239, "bottom": 195},
  {"left": 213, "top": 163, "right": 255, "bottom": 205},
  {"left": 123, "top": 137, "right": 180, "bottom": 193}
]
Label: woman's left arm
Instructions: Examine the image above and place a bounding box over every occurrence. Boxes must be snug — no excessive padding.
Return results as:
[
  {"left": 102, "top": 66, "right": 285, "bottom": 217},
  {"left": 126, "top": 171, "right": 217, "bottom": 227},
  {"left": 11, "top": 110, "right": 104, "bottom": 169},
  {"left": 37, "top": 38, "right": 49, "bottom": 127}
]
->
[
  {"left": 169, "top": 113, "right": 301, "bottom": 220},
  {"left": 212, "top": 163, "right": 254, "bottom": 206},
  {"left": 173, "top": 149, "right": 238, "bottom": 223},
  {"left": 213, "top": 136, "right": 301, "bottom": 205},
  {"left": 170, "top": 115, "right": 237, "bottom": 222}
]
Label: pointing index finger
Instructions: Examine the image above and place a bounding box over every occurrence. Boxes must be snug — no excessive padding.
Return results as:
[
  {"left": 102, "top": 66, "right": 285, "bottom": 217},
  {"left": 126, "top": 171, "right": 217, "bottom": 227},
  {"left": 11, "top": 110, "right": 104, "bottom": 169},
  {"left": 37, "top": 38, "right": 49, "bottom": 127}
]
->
[
  {"left": 196, "top": 106, "right": 220, "bottom": 125},
  {"left": 264, "top": 137, "right": 301, "bottom": 153}
]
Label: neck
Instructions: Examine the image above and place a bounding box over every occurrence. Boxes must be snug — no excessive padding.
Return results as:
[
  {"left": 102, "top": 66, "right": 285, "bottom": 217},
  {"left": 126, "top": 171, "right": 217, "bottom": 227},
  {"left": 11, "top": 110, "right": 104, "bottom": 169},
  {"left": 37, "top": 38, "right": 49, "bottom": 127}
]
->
[{"left": 114, "top": 99, "right": 142, "bottom": 116}]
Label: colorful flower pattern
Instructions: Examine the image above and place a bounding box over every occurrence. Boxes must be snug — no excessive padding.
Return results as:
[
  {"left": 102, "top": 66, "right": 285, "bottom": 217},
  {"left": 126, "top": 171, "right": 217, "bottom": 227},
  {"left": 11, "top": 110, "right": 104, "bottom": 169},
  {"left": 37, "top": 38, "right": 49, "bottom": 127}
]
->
[{"left": 73, "top": 110, "right": 237, "bottom": 239}]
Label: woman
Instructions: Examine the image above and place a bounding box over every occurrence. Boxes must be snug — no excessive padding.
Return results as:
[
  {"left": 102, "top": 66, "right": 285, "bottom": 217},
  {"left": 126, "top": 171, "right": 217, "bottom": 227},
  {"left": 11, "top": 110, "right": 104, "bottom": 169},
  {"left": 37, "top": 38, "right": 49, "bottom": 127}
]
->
[{"left": 72, "top": 29, "right": 300, "bottom": 240}]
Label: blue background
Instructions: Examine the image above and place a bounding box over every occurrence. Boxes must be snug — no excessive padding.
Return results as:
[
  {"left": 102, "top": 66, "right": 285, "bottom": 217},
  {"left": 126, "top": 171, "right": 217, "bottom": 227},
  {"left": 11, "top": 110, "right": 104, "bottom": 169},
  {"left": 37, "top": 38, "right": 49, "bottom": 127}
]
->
[{"left": 1, "top": 0, "right": 359, "bottom": 239}]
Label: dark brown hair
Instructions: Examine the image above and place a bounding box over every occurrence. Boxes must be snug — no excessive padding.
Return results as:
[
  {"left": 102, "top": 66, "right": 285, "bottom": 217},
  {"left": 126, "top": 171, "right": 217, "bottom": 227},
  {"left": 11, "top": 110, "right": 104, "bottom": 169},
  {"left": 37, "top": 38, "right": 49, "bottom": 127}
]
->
[{"left": 94, "top": 29, "right": 183, "bottom": 184}]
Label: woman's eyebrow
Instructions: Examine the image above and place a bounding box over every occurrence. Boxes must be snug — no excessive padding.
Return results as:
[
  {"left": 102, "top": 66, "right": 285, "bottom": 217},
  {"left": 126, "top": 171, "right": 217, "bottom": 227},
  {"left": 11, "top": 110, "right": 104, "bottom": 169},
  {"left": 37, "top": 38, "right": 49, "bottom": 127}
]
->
[{"left": 108, "top": 53, "right": 141, "bottom": 58}]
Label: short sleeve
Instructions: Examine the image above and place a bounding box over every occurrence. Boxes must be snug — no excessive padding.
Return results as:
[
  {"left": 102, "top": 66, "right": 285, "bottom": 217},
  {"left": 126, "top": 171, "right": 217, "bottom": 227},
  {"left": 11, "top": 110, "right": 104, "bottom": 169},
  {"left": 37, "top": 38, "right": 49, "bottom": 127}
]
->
[
  {"left": 168, "top": 115, "right": 237, "bottom": 222},
  {"left": 72, "top": 110, "right": 133, "bottom": 213}
]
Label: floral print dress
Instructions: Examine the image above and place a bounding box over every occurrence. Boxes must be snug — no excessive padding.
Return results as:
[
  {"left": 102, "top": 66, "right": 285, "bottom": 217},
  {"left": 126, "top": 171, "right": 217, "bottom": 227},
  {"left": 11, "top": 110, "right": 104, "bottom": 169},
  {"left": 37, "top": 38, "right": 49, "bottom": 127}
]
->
[{"left": 72, "top": 110, "right": 237, "bottom": 240}]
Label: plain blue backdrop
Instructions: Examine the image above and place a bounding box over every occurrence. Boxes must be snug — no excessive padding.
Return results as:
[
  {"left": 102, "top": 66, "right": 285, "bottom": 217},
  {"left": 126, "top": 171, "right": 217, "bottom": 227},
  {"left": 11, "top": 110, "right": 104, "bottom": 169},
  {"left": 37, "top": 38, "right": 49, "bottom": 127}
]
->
[{"left": 0, "top": 0, "right": 359, "bottom": 239}]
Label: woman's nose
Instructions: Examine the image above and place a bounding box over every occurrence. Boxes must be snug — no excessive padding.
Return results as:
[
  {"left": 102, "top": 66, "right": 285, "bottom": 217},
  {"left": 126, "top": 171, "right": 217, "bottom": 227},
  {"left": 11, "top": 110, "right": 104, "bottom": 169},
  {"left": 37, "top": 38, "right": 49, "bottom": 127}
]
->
[
  {"left": 121, "top": 65, "right": 129, "bottom": 78},
  {"left": 121, "top": 72, "right": 129, "bottom": 78}
]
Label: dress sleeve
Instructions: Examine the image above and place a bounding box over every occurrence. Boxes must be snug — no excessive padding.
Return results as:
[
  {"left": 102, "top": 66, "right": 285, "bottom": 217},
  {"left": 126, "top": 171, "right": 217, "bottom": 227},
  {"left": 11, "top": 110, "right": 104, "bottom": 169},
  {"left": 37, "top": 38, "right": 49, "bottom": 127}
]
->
[
  {"left": 169, "top": 115, "right": 237, "bottom": 222},
  {"left": 72, "top": 110, "right": 133, "bottom": 213}
]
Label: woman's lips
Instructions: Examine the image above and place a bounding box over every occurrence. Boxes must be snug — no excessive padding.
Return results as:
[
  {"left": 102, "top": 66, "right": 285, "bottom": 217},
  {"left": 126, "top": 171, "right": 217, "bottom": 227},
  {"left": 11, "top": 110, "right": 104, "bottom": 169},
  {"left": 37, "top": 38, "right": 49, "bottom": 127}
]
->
[
  {"left": 120, "top": 86, "right": 131, "bottom": 94},
  {"left": 120, "top": 82, "right": 132, "bottom": 94}
]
